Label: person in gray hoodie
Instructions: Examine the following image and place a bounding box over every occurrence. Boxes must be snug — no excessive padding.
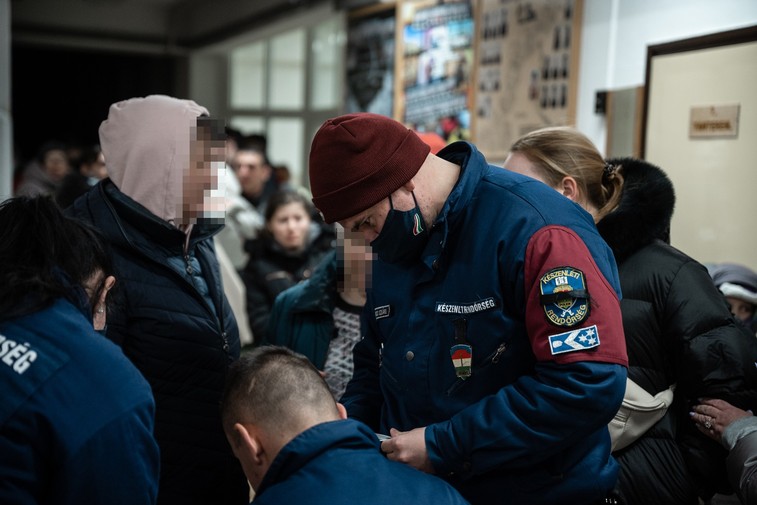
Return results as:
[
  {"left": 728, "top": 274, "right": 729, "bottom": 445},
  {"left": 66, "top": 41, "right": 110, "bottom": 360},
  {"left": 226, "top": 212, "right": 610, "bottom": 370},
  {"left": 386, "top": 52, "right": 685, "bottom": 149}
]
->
[{"left": 68, "top": 95, "right": 249, "bottom": 505}]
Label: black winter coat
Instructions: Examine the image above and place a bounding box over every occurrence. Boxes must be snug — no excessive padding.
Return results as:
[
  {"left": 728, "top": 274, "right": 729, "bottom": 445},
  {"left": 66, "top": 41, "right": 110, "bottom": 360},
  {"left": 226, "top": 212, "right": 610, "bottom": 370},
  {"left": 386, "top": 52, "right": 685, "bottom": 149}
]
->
[
  {"left": 243, "top": 225, "right": 333, "bottom": 344},
  {"left": 598, "top": 158, "right": 757, "bottom": 504},
  {"left": 68, "top": 181, "right": 248, "bottom": 505}
]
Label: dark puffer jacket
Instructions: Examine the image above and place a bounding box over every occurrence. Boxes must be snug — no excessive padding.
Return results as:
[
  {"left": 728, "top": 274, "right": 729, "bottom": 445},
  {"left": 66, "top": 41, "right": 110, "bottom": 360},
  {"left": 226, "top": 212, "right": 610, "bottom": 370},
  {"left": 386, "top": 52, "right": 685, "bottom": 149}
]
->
[
  {"left": 243, "top": 225, "right": 333, "bottom": 343},
  {"left": 68, "top": 181, "right": 248, "bottom": 505},
  {"left": 598, "top": 157, "right": 757, "bottom": 504}
]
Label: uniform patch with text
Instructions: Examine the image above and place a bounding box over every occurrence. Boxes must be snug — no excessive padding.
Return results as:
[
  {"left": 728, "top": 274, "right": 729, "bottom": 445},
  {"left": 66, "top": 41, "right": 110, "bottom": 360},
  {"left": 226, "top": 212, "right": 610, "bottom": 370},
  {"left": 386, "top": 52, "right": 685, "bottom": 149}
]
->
[
  {"left": 374, "top": 305, "right": 391, "bottom": 320},
  {"left": 548, "top": 325, "right": 600, "bottom": 355},
  {"left": 539, "top": 267, "right": 590, "bottom": 327}
]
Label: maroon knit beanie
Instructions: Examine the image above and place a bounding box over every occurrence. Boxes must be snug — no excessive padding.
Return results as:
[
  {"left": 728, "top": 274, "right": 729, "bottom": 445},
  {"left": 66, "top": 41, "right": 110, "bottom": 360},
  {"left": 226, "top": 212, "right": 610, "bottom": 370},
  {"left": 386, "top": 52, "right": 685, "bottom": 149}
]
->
[{"left": 309, "top": 113, "right": 430, "bottom": 224}]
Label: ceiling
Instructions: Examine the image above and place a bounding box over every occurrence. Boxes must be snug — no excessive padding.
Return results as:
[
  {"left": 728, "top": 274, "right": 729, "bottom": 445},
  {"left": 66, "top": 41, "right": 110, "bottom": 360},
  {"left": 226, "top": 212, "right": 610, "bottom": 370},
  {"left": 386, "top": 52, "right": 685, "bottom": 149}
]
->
[{"left": 10, "top": 0, "right": 327, "bottom": 53}]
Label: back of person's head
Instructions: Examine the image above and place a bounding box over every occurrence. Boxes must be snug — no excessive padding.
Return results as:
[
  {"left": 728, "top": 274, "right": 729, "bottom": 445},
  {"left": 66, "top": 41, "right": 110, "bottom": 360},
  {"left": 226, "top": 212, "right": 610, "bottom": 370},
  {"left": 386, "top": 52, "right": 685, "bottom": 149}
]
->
[
  {"left": 509, "top": 126, "right": 622, "bottom": 221},
  {"left": 0, "top": 196, "right": 114, "bottom": 320},
  {"left": 589, "top": 156, "right": 676, "bottom": 266},
  {"left": 221, "top": 346, "right": 340, "bottom": 437}
]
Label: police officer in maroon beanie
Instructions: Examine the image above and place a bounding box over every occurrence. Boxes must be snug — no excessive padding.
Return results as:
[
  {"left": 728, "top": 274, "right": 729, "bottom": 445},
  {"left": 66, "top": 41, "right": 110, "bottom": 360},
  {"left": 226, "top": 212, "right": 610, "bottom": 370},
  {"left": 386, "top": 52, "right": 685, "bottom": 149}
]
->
[{"left": 307, "top": 112, "right": 628, "bottom": 505}]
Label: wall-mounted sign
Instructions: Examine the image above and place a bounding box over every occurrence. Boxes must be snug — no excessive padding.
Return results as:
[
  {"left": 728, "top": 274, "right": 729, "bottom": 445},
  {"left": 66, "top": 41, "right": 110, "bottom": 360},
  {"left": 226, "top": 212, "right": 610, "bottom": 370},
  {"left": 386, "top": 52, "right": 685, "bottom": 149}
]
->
[{"left": 689, "top": 104, "right": 740, "bottom": 138}]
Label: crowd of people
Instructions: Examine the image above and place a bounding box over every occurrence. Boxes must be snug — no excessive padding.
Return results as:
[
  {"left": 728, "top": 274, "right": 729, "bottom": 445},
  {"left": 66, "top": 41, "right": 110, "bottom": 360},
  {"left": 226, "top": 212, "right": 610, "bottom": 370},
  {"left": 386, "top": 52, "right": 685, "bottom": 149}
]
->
[{"left": 2, "top": 96, "right": 756, "bottom": 505}]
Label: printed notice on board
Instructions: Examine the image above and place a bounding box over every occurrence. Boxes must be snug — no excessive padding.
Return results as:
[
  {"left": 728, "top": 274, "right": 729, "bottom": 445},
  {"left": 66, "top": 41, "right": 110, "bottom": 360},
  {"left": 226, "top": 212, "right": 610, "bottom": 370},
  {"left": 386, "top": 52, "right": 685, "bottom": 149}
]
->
[{"left": 689, "top": 105, "right": 740, "bottom": 138}]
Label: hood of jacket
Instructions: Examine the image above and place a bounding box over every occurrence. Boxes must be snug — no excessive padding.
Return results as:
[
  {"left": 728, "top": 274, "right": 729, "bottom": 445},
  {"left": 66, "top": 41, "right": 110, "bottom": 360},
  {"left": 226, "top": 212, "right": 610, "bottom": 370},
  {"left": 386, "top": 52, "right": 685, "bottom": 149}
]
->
[
  {"left": 596, "top": 157, "right": 675, "bottom": 262},
  {"left": 99, "top": 95, "right": 209, "bottom": 224}
]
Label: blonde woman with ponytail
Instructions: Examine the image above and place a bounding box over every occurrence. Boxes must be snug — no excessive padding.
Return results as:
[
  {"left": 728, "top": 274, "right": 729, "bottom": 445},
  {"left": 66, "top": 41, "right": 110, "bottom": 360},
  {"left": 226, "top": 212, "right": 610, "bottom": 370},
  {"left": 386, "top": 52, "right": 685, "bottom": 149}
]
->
[{"left": 505, "top": 127, "right": 757, "bottom": 505}]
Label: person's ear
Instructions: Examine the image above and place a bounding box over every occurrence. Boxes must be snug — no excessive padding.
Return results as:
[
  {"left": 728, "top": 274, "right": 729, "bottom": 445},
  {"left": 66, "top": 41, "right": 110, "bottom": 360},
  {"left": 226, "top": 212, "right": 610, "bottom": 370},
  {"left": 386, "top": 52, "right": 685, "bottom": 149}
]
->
[
  {"left": 232, "top": 423, "right": 264, "bottom": 464},
  {"left": 336, "top": 402, "right": 348, "bottom": 420},
  {"left": 559, "top": 176, "right": 580, "bottom": 202},
  {"left": 402, "top": 178, "right": 416, "bottom": 192},
  {"left": 93, "top": 275, "right": 116, "bottom": 331}
]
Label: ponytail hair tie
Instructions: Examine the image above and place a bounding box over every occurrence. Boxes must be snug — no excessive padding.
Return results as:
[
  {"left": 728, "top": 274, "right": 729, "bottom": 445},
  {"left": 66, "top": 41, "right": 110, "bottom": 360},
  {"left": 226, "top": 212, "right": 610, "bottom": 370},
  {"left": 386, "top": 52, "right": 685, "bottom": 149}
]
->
[{"left": 603, "top": 162, "right": 616, "bottom": 178}]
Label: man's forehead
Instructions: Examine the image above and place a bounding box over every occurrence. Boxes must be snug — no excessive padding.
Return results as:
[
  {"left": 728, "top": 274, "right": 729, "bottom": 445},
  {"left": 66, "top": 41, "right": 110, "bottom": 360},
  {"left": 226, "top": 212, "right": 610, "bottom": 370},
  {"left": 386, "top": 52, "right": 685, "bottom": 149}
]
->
[{"left": 236, "top": 150, "right": 264, "bottom": 162}]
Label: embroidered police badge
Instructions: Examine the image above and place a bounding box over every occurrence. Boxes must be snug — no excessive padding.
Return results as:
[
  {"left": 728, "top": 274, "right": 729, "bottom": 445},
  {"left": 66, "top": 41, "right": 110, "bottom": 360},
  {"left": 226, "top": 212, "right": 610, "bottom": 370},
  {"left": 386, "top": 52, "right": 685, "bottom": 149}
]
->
[{"left": 539, "top": 267, "right": 590, "bottom": 327}]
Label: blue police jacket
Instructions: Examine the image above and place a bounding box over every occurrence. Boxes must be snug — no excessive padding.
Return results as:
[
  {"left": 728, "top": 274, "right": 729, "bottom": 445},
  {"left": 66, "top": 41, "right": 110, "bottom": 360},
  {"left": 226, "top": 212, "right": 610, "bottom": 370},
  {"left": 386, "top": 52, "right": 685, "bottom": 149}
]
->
[
  {"left": 0, "top": 296, "right": 159, "bottom": 505},
  {"left": 254, "top": 418, "right": 470, "bottom": 505},
  {"left": 341, "top": 142, "right": 628, "bottom": 505}
]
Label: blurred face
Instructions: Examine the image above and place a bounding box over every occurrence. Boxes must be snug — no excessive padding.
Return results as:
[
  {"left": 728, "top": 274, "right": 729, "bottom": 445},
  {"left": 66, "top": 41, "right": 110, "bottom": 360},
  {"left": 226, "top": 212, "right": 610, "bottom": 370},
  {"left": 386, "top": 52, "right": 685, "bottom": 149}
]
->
[
  {"left": 183, "top": 121, "right": 225, "bottom": 222},
  {"left": 726, "top": 296, "right": 756, "bottom": 323},
  {"left": 232, "top": 150, "right": 271, "bottom": 199},
  {"left": 339, "top": 227, "right": 373, "bottom": 293},
  {"left": 268, "top": 202, "right": 311, "bottom": 251},
  {"left": 503, "top": 151, "right": 552, "bottom": 187},
  {"left": 44, "top": 149, "right": 70, "bottom": 182}
]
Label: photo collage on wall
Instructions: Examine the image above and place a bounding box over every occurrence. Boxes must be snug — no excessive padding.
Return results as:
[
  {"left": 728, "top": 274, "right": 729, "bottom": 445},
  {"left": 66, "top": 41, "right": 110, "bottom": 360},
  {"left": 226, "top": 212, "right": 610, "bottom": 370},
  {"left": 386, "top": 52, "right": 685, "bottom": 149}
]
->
[
  {"left": 400, "top": 0, "right": 474, "bottom": 142},
  {"left": 474, "top": 0, "right": 581, "bottom": 159},
  {"left": 345, "top": 8, "right": 396, "bottom": 117}
]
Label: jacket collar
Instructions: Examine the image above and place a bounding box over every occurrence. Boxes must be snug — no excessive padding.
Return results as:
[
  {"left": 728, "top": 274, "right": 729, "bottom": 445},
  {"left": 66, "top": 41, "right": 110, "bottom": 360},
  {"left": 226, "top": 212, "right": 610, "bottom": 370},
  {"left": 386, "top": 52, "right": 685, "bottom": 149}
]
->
[
  {"left": 85, "top": 179, "right": 222, "bottom": 254},
  {"left": 289, "top": 250, "right": 338, "bottom": 314},
  {"left": 257, "top": 419, "right": 379, "bottom": 496}
]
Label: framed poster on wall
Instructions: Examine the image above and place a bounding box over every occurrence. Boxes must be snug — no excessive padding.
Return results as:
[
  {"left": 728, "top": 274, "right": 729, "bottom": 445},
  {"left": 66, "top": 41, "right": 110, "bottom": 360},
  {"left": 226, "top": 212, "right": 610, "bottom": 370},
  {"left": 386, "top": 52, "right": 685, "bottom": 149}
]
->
[
  {"left": 472, "top": 0, "right": 583, "bottom": 160},
  {"left": 396, "top": 0, "right": 475, "bottom": 142},
  {"left": 345, "top": 4, "right": 397, "bottom": 116}
]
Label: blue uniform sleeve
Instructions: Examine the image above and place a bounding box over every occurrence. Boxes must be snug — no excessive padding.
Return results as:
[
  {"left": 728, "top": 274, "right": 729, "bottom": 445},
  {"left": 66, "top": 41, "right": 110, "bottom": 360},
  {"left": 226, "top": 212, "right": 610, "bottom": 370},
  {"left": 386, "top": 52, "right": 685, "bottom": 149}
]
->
[{"left": 426, "top": 360, "right": 626, "bottom": 478}]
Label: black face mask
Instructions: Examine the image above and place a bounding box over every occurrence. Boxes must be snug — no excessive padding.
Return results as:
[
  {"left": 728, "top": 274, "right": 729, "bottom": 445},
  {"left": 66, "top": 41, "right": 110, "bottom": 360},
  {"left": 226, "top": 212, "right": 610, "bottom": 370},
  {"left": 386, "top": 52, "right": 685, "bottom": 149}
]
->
[{"left": 370, "top": 192, "right": 429, "bottom": 265}]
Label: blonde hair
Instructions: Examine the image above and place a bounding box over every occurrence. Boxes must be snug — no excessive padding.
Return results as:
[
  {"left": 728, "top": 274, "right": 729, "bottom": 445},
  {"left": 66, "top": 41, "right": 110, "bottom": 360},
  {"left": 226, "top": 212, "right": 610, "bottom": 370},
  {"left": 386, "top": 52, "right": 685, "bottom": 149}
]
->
[{"left": 509, "top": 126, "right": 622, "bottom": 222}]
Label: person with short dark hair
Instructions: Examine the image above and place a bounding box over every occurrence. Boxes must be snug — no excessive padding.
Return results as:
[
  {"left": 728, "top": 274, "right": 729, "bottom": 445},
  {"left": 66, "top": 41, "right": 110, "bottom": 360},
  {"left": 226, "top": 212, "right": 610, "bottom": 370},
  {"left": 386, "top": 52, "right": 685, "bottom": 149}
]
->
[
  {"left": 0, "top": 196, "right": 159, "bottom": 505},
  {"left": 220, "top": 345, "right": 470, "bottom": 505}
]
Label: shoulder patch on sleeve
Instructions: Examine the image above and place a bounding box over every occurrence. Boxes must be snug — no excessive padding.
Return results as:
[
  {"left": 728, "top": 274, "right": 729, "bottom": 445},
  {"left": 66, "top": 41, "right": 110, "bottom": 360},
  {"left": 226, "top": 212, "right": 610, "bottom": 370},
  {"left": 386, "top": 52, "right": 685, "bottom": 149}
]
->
[
  {"left": 548, "top": 325, "right": 600, "bottom": 355},
  {"left": 539, "top": 266, "right": 590, "bottom": 327}
]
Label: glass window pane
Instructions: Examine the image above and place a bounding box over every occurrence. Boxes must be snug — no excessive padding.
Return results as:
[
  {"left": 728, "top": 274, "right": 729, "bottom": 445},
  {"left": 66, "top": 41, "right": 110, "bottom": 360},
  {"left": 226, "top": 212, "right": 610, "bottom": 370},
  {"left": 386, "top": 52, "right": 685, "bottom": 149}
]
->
[
  {"left": 268, "top": 117, "right": 304, "bottom": 186},
  {"left": 229, "top": 116, "right": 266, "bottom": 135},
  {"left": 270, "top": 29, "right": 305, "bottom": 110},
  {"left": 310, "top": 17, "right": 345, "bottom": 110},
  {"left": 230, "top": 41, "right": 266, "bottom": 109}
]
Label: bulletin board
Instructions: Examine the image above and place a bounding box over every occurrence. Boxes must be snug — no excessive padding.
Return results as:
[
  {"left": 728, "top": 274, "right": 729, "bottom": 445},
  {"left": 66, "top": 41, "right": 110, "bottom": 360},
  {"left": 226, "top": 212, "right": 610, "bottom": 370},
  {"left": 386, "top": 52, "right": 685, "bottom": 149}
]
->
[
  {"left": 395, "top": 0, "right": 475, "bottom": 142},
  {"left": 472, "top": 0, "right": 583, "bottom": 160},
  {"left": 345, "top": 4, "right": 397, "bottom": 117}
]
